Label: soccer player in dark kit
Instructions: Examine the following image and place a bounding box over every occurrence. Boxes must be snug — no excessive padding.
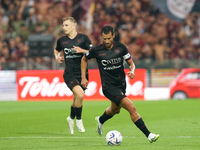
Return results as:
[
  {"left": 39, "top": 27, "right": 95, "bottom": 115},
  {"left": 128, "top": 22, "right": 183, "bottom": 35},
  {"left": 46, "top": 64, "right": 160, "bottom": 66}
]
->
[
  {"left": 81, "top": 25, "right": 159, "bottom": 143},
  {"left": 54, "top": 17, "right": 92, "bottom": 134}
]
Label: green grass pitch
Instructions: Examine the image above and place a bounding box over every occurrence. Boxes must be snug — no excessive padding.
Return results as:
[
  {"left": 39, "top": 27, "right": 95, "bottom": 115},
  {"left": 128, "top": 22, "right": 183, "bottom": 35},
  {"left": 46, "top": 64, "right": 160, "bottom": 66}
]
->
[{"left": 0, "top": 99, "right": 200, "bottom": 150}]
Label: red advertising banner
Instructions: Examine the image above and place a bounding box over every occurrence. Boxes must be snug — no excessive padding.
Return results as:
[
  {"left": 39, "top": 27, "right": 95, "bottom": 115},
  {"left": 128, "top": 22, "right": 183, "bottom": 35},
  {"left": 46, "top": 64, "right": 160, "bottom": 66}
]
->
[{"left": 17, "top": 69, "right": 146, "bottom": 101}]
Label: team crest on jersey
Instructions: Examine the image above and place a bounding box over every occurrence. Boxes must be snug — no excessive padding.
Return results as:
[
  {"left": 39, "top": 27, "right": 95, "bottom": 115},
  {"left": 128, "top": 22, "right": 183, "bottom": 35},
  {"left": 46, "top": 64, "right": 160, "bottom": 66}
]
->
[
  {"left": 115, "top": 49, "right": 120, "bottom": 54},
  {"left": 77, "top": 39, "right": 81, "bottom": 42}
]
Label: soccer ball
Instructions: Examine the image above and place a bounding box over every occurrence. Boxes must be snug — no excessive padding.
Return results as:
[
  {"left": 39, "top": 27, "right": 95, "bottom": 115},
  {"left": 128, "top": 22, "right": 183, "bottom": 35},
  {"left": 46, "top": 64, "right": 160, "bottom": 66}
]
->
[{"left": 105, "top": 130, "right": 122, "bottom": 146}]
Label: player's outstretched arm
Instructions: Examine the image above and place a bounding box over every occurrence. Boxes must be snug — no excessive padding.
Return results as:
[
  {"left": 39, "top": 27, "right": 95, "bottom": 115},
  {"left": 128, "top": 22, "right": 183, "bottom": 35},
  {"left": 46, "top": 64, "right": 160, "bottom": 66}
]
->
[
  {"left": 81, "top": 55, "right": 88, "bottom": 89},
  {"left": 126, "top": 58, "right": 136, "bottom": 79},
  {"left": 54, "top": 49, "right": 64, "bottom": 63},
  {"left": 73, "top": 46, "right": 88, "bottom": 54}
]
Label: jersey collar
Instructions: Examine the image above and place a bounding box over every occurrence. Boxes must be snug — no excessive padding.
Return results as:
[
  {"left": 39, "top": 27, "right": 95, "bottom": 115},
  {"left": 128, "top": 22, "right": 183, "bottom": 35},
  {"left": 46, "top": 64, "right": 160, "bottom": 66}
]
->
[{"left": 66, "top": 33, "right": 79, "bottom": 39}]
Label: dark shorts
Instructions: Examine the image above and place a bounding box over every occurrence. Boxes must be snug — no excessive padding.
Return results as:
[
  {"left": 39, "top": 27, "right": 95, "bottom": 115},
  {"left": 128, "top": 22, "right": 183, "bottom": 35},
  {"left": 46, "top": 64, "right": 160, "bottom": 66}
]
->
[
  {"left": 103, "top": 85, "right": 126, "bottom": 106},
  {"left": 63, "top": 73, "right": 88, "bottom": 91}
]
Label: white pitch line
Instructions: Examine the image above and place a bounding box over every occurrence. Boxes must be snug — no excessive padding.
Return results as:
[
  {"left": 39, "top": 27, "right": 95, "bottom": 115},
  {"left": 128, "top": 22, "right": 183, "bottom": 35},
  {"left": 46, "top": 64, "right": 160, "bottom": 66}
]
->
[{"left": 1, "top": 136, "right": 200, "bottom": 139}]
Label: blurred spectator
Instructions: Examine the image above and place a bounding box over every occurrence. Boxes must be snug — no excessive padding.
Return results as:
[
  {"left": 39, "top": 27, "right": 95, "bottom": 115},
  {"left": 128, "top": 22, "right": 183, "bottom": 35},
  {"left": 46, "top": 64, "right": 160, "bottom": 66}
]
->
[
  {"left": 32, "top": 13, "right": 48, "bottom": 32},
  {"left": 1, "top": 45, "right": 10, "bottom": 60},
  {"left": 34, "top": 0, "right": 52, "bottom": 18},
  {"left": 33, "top": 22, "right": 44, "bottom": 34},
  {"left": 25, "top": 7, "right": 37, "bottom": 30},
  {"left": 16, "top": 23, "right": 30, "bottom": 43},
  {"left": 12, "top": 13, "right": 26, "bottom": 34},
  {"left": 153, "top": 39, "right": 171, "bottom": 61},
  {"left": 141, "top": 42, "right": 154, "bottom": 60},
  {"left": 5, "top": 23, "right": 17, "bottom": 39},
  {"left": 0, "top": 0, "right": 200, "bottom": 70}
]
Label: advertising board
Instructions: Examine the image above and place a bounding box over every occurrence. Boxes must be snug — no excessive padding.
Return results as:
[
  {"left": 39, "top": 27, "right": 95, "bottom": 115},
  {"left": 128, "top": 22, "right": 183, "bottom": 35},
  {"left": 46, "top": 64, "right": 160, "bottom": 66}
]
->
[{"left": 17, "top": 69, "right": 146, "bottom": 101}]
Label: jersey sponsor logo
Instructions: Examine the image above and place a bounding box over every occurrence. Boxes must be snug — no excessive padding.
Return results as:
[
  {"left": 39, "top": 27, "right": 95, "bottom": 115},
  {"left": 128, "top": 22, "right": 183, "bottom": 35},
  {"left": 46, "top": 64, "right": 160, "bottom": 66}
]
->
[
  {"left": 64, "top": 48, "right": 76, "bottom": 54},
  {"left": 65, "top": 55, "right": 81, "bottom": 58},
  {"left": 123, "top": 53, "right": 131, "bottom": 60},
  {"left": 103, "top": 65, "right": 121, "bottom": 70},
  {"left": 101, "top": 57, "right": 121, "bottom": 66}
]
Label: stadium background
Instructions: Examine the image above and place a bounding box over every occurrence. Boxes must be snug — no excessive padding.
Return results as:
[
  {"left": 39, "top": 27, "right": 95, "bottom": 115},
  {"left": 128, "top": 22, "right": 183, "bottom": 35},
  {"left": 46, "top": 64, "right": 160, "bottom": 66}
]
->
[
  {"left": 1, "top": 1, "right": 200, "bottom": 150},
  {"left": 0, "top": 0, "right": 200, "bottom": 101}
]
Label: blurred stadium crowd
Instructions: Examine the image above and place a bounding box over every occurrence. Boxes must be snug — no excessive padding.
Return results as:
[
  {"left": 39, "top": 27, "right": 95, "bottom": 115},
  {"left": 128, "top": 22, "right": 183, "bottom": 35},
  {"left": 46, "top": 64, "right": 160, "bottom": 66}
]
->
[{"left": 0, "top": 0, "right": 200, "bottom": 70}]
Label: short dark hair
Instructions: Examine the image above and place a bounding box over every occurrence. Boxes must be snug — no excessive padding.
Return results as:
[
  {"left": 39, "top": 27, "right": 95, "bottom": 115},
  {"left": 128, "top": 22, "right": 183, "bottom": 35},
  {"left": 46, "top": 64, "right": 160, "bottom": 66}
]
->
[{"left": 101, "top": 25, "right": 114, "bottom": 35}]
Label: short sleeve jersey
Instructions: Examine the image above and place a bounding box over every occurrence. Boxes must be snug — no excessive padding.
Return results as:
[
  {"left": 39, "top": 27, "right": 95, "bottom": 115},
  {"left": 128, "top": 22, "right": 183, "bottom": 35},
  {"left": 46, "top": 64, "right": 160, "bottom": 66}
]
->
[
  {"left": 56, "top": 33, "right": 92, "bottom": 77},
  {"left": 85, "top": 41, "right": 131, "bottom": 88}
]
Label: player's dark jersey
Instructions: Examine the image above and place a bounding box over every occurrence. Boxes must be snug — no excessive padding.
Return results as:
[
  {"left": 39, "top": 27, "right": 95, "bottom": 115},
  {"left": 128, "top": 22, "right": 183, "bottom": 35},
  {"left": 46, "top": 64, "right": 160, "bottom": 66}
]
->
[
  {"left": 85, "top": 41, "right": 131, "bottom": 89},
  {"left": 56, "top": 33, "right": 92, "bottom": 77}
]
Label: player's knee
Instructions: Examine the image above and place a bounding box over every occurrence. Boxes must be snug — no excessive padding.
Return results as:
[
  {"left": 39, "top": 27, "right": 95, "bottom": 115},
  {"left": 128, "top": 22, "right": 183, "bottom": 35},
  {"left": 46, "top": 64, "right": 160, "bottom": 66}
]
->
[
  {"left": 113, "top": 109, "right": 120, "bottom": 114},
  {"left": 77, "top": 92, "right": 84, "bottom": 100}
]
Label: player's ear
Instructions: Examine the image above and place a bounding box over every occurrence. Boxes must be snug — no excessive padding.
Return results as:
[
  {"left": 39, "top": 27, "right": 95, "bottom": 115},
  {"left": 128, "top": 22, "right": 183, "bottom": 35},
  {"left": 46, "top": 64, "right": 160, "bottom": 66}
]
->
[{"left": 113, "top": 33, "right": 115, "bottom": 39}]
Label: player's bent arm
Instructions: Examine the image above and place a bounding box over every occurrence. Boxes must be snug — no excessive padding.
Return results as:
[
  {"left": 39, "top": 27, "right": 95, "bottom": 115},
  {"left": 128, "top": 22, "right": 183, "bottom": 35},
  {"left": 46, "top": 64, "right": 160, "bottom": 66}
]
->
[
  {"left": 54, "top": 49, "right": 64, "bottom": 63},
  {"left": 126, "top": 58, "right": 135, "bottom": 73},
  {"left": 79, "top": 49, "right": 88, "bottom": 54},
  {"left": 73, "top": 46, "right": 88, "bottom": 54},
  {"left": 81, "top": 55, "right": 88, "bottom": 88},
  {"left": 126, "top": 58, "right": 136, "bottom": 79}
]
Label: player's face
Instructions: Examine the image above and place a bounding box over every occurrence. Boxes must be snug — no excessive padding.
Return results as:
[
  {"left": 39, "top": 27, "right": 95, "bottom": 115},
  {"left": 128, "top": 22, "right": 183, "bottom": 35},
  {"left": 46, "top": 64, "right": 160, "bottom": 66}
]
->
[
  {"left": 102, "top": 32, "right": 115, "bottom": 49},
  {"left": 63, "top": 20, "right": 75, "bottom": 35}
]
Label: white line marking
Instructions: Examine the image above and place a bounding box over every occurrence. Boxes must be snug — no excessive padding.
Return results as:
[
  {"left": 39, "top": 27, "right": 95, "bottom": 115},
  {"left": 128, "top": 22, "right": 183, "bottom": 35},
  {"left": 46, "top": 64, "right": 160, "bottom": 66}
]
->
[{"left": 1, "top": 136, "right": 200, "bottom": 139}]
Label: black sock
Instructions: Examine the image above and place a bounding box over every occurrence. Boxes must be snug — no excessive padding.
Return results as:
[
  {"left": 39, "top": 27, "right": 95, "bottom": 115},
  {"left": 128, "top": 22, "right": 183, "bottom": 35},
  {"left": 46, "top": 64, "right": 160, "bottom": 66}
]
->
[
  {"left": 70, "top": 106, "right": 76, "bottom": 119},
  {"left": 134, "top": 118, "right": 151, "bottom": 137},
  {"left": 99, "top": 111, "right": 113, "bottom": 124},
  {"left": 75, "top": 106, "right": 82, "bottom": 120}
]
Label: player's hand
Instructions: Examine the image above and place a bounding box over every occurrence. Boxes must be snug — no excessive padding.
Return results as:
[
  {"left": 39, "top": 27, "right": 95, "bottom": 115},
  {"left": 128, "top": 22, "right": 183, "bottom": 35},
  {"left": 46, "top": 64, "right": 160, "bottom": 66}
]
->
[
  {"left": 81, "top": 78, "right": 88, "bottom": 89},
  {"left": 73, "top": 46, "right": 83, "bottom": 53},
  {"left": 127, "top": 71, "right": 135, "bottom": 79},
  {"left": 55, "top": 56, "right": 64, "bottom": 63}
]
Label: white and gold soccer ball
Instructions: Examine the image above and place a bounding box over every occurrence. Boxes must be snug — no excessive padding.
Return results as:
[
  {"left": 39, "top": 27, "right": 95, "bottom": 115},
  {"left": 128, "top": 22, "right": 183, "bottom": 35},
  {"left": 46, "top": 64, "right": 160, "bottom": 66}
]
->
[{"left": 105, "top": 130, "right": 122, "bottom": 146}]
